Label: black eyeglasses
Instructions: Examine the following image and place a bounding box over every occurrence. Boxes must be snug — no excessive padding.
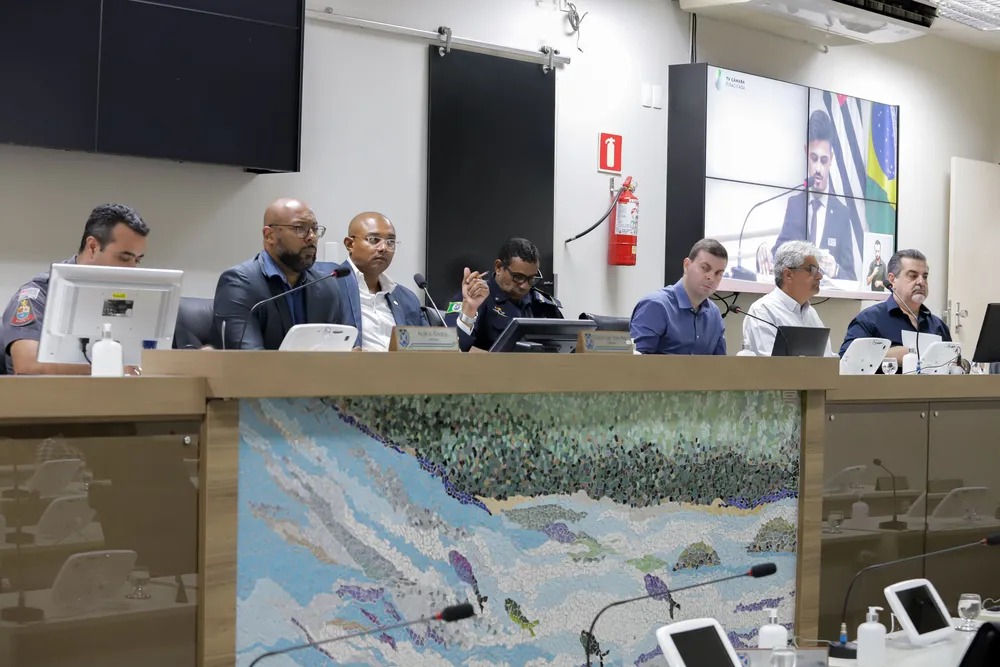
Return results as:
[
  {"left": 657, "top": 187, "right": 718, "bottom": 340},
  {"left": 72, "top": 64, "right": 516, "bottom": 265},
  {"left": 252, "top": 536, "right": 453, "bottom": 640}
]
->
[
  {"left": 502, "top": 263, "right": 543, "bottom": 286},
  {"left": 350, "top": 235, "right": 399, "bottom": 250},
  {"left": 798, "top": 264, "right": 825, "bottom": 277},
  {"left": 269, "top": 223, "right": 326, "bottom": 239}
]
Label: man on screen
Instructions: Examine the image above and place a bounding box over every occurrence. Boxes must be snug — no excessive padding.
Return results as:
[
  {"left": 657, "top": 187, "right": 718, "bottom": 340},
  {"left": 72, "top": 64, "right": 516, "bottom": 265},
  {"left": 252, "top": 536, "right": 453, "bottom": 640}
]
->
[
  {"left": 773, "top": 109, "right": 856, "bottom": 281},
  {"left": 0, "top": 203, "right": 149, "bottom": 375},
  {"left": 866, "top": 239, "right": 887, "bottom": 292}
]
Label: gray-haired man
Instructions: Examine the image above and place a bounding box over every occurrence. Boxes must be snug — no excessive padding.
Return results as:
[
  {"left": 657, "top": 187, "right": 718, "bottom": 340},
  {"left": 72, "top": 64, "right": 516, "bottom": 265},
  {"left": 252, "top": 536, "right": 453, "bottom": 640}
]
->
[{"left": 741, "top": 240, "right": 834, "bottom": 356}]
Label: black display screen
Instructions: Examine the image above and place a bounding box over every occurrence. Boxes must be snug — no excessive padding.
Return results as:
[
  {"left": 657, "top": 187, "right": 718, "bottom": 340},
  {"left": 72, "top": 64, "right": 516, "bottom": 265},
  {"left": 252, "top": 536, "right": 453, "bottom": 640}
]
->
[
  {"left": 897, "top": 585, "right": 949, "bottom": 634},
  {"left": 672, "top": 626, "right": 736, "bottom": 666}
]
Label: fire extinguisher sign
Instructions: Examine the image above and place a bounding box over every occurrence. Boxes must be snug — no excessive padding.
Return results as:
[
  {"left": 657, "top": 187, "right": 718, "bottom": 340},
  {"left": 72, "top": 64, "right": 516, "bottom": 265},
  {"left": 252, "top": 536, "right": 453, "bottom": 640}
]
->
[{"left": 598, "top": 132, "right": 623, "bottom": 174}]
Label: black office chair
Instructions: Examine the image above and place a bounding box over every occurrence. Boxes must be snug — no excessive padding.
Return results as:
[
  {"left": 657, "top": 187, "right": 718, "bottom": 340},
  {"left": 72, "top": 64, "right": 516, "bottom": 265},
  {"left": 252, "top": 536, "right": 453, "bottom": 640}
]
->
[
  {"left": 422, "top": 306, "right": 446, "bottom": 327},
  {"left": 173, "top": 297, "right": 215, "bottom": 349},
  {"left": 579, "top": 312, "right": 630, "bottom": 332}
]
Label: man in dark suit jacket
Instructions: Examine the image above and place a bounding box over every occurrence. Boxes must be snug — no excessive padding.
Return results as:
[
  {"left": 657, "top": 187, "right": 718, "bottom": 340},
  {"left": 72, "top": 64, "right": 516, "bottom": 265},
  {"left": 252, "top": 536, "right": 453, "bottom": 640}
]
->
[
  {"left": 772, "top": 109, "right": 857, "bottom": 281},
  {"left": 337, "top": 212, "right": 427, "bottom": 350},
  {"left": 212, "top": 198, "right": 345, "bottom": 350}
]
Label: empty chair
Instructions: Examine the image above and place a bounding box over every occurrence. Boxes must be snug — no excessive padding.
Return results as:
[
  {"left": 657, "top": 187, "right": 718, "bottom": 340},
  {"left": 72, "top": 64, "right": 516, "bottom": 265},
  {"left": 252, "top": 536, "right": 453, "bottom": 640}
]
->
[
  {"left": 579, "top": 312, "right": 630, "bottom": 332},
  {"left": 173, "top": 296, "right": 215, "bottom": 349}
]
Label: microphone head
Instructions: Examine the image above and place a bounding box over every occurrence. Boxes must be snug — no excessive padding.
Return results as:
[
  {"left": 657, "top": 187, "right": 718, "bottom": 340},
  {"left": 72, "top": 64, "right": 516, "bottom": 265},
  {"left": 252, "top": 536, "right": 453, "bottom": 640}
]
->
[
  {"left": 439, "top": 603, "right": 475, "bottom": 622},
  {"left": 414, "top": 273, "right": 428, "bottom": 290},
  {"left": 732, "top": 306, "right": 745, "bottom": 314},
  {"left": 872, "top": 458, "right": 882, "bottom": 466},
  {"left": 332, "top": 267, "right": 351, "bottom": 278},
  {"left": 749, "top": 562, "right": 777, "bottom": 578},
  {"left": 985, "top": 533, "right": 1000, "bottom": 546}
]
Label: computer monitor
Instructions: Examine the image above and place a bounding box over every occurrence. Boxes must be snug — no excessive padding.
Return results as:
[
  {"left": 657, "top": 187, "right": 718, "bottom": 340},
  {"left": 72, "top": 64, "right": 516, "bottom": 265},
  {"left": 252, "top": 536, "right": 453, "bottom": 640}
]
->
[
  {"left": 38, "top": 264, "right": 184, "bottom": 367},
  {"left": 771, "top": 326, "right": 829, "bottom": 357},
  {"left": 972, "top": 303, "right": 1000, "bottom": 363},
  {"left": 489, "top": 318, "right": 597, "bottom": 353}
]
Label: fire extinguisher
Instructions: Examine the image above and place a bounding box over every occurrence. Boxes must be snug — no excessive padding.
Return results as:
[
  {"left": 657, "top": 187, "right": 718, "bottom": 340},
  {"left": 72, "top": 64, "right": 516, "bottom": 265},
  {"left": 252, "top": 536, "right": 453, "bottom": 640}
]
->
[{"left": 608, "top": 176, "right": 638, "bottom": 266}]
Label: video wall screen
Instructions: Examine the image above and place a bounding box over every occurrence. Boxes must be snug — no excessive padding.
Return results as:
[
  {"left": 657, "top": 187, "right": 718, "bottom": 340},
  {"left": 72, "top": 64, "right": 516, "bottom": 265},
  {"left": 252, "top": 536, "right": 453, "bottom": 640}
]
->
[{"left": 667, "top": 65, "right": 898, "bottom": 295}]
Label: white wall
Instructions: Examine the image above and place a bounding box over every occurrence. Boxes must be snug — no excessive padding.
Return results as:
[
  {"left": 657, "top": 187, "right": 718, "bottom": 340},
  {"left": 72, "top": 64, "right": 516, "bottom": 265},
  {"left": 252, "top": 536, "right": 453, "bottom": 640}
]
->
[{"left": 0, "top": 1, "right": 995, "bottom": 349}]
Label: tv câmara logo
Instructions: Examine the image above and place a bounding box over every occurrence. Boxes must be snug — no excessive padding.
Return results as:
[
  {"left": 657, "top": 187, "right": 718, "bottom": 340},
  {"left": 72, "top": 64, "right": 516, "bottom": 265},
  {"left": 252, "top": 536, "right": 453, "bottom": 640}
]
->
[{"left": 715, "top": 68, "right": 746, "bottom": 91}]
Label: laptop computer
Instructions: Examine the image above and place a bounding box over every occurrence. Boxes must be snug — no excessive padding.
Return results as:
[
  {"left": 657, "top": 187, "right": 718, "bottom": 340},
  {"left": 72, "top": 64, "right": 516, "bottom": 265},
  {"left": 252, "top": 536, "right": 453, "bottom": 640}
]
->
[
  {"left": 973, "top": 303, "right": 1000, "bottom": 363},
  {"left": 770, "top": 326, "right": 829, "bottom": 357}
]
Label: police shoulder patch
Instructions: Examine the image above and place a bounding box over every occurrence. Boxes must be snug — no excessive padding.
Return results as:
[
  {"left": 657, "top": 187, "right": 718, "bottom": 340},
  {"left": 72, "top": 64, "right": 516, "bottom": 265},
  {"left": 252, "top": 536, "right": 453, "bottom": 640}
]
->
[{"left": 10, "top": 299, "right": 35, "bottom": 327}]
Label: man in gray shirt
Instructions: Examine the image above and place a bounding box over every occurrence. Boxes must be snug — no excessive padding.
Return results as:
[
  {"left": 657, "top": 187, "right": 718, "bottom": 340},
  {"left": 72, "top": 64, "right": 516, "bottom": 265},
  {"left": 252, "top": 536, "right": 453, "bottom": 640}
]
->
[{"left": 1, "top": 203, "right": 149, "bottom": 375}]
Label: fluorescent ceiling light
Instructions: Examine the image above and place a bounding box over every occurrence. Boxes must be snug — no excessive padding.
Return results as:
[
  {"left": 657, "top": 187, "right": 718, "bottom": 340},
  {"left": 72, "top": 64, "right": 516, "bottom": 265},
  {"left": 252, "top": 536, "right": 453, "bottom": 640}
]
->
[{"left": 937, "top": 0, "right": 1000, "bottom": 30}]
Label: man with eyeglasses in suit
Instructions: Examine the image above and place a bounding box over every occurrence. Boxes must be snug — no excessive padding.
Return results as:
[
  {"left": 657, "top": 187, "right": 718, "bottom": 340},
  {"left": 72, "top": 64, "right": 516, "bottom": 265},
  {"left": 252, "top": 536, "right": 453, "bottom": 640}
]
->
[
  {"left": 445, "top": 237, "right": 563, "bottom": 352},
  {"left": 212, "top": 198, "right": 345, "bottom": 350},
  {"left": 337, "top": 211, "right": 428, "bottom": 351}
]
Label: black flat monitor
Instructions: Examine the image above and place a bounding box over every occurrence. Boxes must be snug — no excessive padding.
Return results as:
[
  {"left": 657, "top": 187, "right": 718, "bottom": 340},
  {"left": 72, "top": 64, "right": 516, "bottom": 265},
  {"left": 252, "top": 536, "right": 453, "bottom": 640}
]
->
[
  {"left": 960, "top": 621, "right": 1000, "bottom": 667},
  {"left": 771, "top": 326, "right": 829, "bottom": 357},
  {"left": 489, "top": 318, "right": 597, "bottom": 353},
  {"left": 972, "top": 303, "right": 1000, "bottom": 363}
]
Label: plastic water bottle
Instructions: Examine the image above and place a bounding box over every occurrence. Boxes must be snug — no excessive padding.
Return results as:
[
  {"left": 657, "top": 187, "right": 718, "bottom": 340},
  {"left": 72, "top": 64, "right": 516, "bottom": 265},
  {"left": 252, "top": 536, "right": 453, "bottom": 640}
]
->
[{"left": 737, "top": 342, "right": 756, "bottom": 357}]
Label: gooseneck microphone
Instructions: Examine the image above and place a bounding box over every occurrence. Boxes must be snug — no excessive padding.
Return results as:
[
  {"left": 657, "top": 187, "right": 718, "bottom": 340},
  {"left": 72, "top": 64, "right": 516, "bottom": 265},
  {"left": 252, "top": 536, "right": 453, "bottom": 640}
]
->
[
  {"left": 732, "top": 306, "right": 789, "bottom": 355},
  {"left": 829, "top": 534, "right": 1000, "bottom": 660},
  {"left": 414, "top": 273, "right": 447, "bottom": 326},
  {"left": 884, "top": 281, "right": 921, "bottom": 367},
  {"left": 584, "top": 563, "right": 777, "bottom": 667},
  {"left": 731, "top": 177, "right": 813, "bottom": 281},
  {"left": 231, "top": 266, "right": 351, "bottom": 350},
  {"left": 248, "top": 602, "right": 475, "bottom": 666},
  {"left": 872, "top": 458, "right": 907, "bottom": 531}
]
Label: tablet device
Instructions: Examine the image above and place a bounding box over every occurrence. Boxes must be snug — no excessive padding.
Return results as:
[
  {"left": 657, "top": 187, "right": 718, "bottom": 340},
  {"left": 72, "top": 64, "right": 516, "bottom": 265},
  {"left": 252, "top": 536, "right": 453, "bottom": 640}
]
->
[
  {"left": 656, "top": 618, "right": 741, "bottom": 667},
  {"left": 839, "top": 338, "right": 890, "bottom": 375},
  {"left": 278, "top": 324, "right": 358, "bottom": 351},
  {"left": 884, "top": 578, "right": 955, "bottom": 646}
]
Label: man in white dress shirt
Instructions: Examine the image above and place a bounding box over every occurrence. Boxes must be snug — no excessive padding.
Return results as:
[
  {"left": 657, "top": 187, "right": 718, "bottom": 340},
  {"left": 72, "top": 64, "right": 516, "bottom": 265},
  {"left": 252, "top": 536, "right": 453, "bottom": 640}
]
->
[
  {"left": 742, "top": 240, "right": 834, "bottom": 356},
  {"left": 338, "top": 212, "right": 427, "bottom": 351}
]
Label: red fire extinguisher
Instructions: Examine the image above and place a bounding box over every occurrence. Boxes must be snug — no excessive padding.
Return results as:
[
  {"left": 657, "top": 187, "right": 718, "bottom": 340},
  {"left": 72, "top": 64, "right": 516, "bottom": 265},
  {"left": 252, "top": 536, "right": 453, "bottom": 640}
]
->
[{"left": 608, "top": 176, "right": 638, "bottom": 266}]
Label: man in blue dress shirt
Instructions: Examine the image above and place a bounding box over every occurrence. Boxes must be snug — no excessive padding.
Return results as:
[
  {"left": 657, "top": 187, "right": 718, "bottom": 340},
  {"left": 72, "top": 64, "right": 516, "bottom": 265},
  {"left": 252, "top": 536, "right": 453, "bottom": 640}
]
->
[
  {"left": 839, "top": 248, "right": 951, "bottom": 367},
  {"left": 630, "top": 239, "right": 728, "bottom": 355}
]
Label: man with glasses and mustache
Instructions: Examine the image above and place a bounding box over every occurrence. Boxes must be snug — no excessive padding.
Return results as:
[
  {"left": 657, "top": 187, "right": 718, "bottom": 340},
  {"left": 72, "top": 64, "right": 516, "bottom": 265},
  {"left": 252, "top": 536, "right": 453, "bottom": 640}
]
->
[
  {"left": 337, "top": 211, "right": 427, "bottom": 351},
  {"left": 212, "top": 198, "right": 345, "bottom": 350},
  {"left": 445, "top": 237, "right": 563, "bottom": 352},
  {"left": 839, "top": 248, "right": 951, "bottom": 368},
  {"left": 741, "top": 240, "right": 835, "bottom": 356}
]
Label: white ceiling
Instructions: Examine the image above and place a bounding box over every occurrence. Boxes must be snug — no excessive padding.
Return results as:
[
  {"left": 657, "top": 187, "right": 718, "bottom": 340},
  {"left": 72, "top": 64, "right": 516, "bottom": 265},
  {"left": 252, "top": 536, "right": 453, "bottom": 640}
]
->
[{"left": 931, "top": 15, "right": 1000, "bottom": 51}]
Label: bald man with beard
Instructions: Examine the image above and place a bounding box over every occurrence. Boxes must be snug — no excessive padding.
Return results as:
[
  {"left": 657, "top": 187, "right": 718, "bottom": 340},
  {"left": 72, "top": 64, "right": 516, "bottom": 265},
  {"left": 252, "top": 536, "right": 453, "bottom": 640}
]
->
[
  {"left": 337, "top": 211, "right": 428, "bottom": 351},
  {"left": 212, "top": 198, "right": 345, "bottom": 350}
]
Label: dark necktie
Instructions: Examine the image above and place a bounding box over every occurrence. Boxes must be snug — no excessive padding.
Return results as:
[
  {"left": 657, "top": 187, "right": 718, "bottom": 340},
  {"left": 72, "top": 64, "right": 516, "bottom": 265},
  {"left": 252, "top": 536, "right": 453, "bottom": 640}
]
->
[{"left": 809, "top": 198, "right": 822, "bottom": 243}]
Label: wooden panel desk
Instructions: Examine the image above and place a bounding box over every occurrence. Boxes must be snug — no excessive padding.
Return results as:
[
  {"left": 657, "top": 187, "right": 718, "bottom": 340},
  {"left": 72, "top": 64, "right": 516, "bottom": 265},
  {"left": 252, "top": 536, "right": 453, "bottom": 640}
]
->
[{"left": 140, "top": 352, "right": 837, "bottom": 667}]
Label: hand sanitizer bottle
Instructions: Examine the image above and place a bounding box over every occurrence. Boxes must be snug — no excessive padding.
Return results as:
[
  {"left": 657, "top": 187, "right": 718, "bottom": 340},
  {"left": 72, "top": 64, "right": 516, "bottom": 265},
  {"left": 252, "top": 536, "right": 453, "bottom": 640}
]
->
[
  {"left": 91, "top": 323, "right": 124, "bottom": 377},
  {"left": 758, "top": 608, "right": 788, "bottom": 649},
  {"left": 852, "top": 493, "right": 870, "bottom": 520},
  {"left": 857, "top": 606, "right": 887, "bottom": 667},
  {"left": 737, "top": 342, "right": 756, "bottom": 357},
  {"left": 902, "top": 348, "right": 919, "bottom": 375}
]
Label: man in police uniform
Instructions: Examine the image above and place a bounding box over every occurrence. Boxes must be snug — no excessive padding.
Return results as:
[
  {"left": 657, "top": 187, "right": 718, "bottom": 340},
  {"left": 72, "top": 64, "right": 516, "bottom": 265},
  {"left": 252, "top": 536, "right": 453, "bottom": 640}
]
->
[
  {"left": 445, "top": 238, "right": 563, "bottom": 352},
  {"left": 1, "top": 203, "right": 149, "bottom": 375}
]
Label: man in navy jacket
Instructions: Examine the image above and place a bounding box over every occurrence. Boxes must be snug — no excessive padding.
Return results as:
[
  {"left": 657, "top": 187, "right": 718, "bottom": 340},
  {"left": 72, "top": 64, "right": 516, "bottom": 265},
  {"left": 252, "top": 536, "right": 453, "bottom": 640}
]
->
[
  {"left": 337, "top": 212, "right": 427, "bottom": 350},
  {"left": 212, "top": 198, "right": 345, "bottom": 350}
]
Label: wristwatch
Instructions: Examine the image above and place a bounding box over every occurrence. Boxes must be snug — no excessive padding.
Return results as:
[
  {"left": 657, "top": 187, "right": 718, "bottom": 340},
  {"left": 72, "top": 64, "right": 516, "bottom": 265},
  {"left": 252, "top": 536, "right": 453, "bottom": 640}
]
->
[{"left": 458, "top": 311, "right": 477, "bottom": 327}]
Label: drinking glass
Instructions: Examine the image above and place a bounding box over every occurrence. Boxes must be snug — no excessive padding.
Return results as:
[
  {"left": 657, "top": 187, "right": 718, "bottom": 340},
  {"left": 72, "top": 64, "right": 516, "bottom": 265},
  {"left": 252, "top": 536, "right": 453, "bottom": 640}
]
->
[
  {"left": 958, "top": 593, "right": 981, "bottom": 631},
  {"left": 827, "top": 511, "right": 844, "bottom": 534},
  {"left": 770, "top": 647, "right": 797, "bottom": 667},
  {"left": 881, "top": 358, "right": 898, "bottom": 375},
  {"left": 125, "top": 565, "right": 151, "bottom": 600}
]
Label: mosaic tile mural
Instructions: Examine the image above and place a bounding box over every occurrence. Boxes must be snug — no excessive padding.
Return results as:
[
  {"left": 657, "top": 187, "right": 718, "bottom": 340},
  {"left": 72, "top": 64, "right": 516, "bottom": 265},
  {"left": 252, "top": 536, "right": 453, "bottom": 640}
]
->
[{"left": 237, "top": 392, "right": 801, "bottom": 666}]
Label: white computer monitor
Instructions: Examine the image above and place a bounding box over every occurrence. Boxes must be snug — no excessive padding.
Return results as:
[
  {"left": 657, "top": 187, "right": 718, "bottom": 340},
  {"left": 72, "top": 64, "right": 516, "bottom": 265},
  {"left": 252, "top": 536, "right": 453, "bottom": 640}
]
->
[
  {"left": 883, "top": 578, "right": 955, "bottom": 647},
  {"left": 656, "top": 618, "right": 742, "bottom": 667},
  {"left": 38, "top": 264, "right": 183, "bottom": 367}
]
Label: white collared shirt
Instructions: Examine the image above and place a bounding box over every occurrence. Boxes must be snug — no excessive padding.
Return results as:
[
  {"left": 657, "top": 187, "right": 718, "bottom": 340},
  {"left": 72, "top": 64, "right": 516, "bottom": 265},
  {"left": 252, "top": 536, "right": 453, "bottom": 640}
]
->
[
  {"left": 349, "top": 259, "right": 397, "bottom": 352},
  {"left": 742, "top": 287, "right": 835, "bottom": 357}
]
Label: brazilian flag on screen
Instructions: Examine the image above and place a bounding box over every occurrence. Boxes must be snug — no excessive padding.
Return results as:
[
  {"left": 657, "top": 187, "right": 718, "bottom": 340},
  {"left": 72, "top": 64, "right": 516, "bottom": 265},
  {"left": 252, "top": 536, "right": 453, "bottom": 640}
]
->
[{"left": 865, "top": 103, "right": 897, "bottom": 235}]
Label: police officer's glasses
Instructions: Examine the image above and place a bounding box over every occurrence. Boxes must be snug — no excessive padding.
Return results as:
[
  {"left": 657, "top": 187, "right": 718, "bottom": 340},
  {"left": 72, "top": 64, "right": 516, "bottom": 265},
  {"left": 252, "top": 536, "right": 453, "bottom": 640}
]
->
[
  {"left": 502, "top": 263, "right": 543, "bottom": 286},
  {"left": 270, "top": 224, "right": 326, "bottom": 239},
  {"left": 352, "top": 235, "right": 399, "bottom": 250}
]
